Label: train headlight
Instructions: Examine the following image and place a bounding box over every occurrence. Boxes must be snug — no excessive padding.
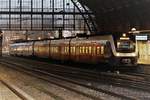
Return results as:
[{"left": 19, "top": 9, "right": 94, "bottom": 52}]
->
[
  {"left": 116, "top": 53, "right": 120, "bottom": 56},
  {"left": 131, "top": 53, "right": 136, "bottom": 56},
  {"left": 117, "top": 42, "right": 120, "bottom": 46}
]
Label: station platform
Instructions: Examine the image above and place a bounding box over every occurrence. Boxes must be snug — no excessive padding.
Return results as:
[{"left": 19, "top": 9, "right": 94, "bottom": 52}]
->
[
  {"left": 138, "top": 59, "right": 150, "bottom": 65},
  {"left": 0, "top": 81, "right": 21, "bottom": 100}
]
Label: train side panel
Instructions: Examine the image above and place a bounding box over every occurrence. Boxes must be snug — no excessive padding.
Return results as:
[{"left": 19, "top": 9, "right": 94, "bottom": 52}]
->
[
  {"left": 10, "top": 42, "right": 34, "bottom": 56},
  {"left": 50, "top": 40, "right": 61, "bottom": 60},
  {"left": 59, "top": 39, "right": 71, "bottom": 61},
  {"left": 70, "top": 37, "right": 112, "bottom": 64},
  {"left": 9, "top": 44, "right": 17, "bottom": 56},
  {"left": 25, "top": 42, "right": 34, "bottom": 56},
  {"left": 34, "top": 40, "right": 50, "bottom": 58}
]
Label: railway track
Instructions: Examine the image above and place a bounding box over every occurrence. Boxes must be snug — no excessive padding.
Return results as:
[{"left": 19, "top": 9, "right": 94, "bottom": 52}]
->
[
  {"left": 0, "top": 80, "right": 34, "bottom": 100},
  {"left": 3, "top": 56, "right": 150, "bottom": 92},
  {"left": 0, "top": 57, "right": 136, "bottom": 100},
  {"left": 123, "top": 72, "right": 150, "bottom": 81}
]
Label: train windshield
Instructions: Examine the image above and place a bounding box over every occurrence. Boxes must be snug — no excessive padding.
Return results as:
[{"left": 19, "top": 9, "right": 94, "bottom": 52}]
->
[{"left": 117, "top": 40, "right": 135, "bottom": 53}]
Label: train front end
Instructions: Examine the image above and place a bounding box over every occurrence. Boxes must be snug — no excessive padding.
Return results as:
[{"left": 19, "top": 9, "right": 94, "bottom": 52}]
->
[{"left": 114, "top": 34, "right": 137, "bottom": 66}]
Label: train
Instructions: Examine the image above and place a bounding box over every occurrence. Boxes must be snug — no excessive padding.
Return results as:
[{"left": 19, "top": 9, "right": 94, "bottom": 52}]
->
[{"left": 9, "top": 33, "right": 138, "bottom": 67}]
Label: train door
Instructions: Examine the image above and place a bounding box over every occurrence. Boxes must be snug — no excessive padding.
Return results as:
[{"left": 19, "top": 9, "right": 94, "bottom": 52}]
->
[
  {"left": 60, "top": 43, "right": 69, "bottom": 61},
  {"left": 83, "top": 43, "right": 92, "bottom": 63}
]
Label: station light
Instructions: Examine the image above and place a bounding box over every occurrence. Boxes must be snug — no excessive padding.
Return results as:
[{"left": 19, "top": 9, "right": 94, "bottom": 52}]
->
[
  {"left": 120, "top": 37, "right": 130, "bottom": 40},
  {"left": 27, "top": 37, "right": 30, "bottom": 40},
  {"left": 38, "top": 37, "right": 41, "bottom": 40},
  {"left": 122, "top": 33, "right": 126, "bottom": 37},
  {"left": 129, "top": 28, "right": 140, "bottom": 34},
  {"left": 131, "top": 28, "right": 136, "bottom": 31}
]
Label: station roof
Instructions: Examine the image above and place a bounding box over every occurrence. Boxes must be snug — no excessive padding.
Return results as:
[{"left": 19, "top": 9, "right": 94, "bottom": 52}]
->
[{"left": 78, "top": 0, "right": 150, "bottom": 33}]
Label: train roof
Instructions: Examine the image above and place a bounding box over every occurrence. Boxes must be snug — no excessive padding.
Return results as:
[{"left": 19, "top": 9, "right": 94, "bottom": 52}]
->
[{"left": 10, "top": 42, "right": 33, "bottom": 46}]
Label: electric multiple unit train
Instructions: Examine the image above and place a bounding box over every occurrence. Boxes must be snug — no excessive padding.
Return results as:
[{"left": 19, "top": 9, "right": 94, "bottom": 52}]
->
[{"left": 9, "top": 34, "right": 138, "bottom": 67}]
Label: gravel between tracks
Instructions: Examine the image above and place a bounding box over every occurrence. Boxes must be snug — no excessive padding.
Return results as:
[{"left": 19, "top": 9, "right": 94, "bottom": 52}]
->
[
  {"left": 0, "top": 64, "right": 94, "bottom": 100},
  {"left": 68, "top": 74, "right": 150, "bottom": 100},
  {"left": 1, "top": 57, "right": 150, "bottom": 100}
]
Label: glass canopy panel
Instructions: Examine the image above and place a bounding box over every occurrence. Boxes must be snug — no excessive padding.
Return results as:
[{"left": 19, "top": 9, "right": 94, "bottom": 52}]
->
[{"left": 0, "top": 0, "right": 95, "bottom": 32}]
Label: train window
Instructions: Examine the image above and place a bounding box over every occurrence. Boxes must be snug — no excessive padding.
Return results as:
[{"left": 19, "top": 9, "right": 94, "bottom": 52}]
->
[
  {"left": 101, "top": 46, "right": 104, "bottom": 54},
  {"left": 38, "top": 46, "right": 40, "bottom": 52},
  {"left": 64, "top": 47, "right": 66, "bottom": 53},
  {"left": 70, "top": 47, "right": 72, "bottom": 53},
  {"left": 38, "top": 47, "right": 41, "bottom": 52},
  {"left": 50, "top": 47, "right": 52, "bottom": 53},
  {"left": 76, "top": 46, "right": 79, "bottom": 55},
  {"left": 66, "top": 47, "right": 68, "bottom": 53},
  {"left": 72, "top": 47, "right": 74, "bottom": 54},
  {"left": 84, "top": 47, "right": 86, "bottom": 54},
  {"left": 42, "top": 46, "right": 45, "bottom": 52},
  {"left": 51, "top": 47, "right": 54, "bottom": 53},
  {"left": 93, "top": 46, "right": 96, "bottom": 55},
  {"left": 83, "top": 47, "right": 85, "bottom": 54},
  {"left": 73, "top": 47, "right": 76, "bottom": 54},
  {"left": 56, "top": 47, "right": 59, "bottom": 53},
  {"left": 54, "top": 47, "right": 56, "bottom": 53},
  {"left": 43, "top": 46, "right": 45, "bottom": 52},
  {"left": 81, "top": 47, "right": 83, "bottom": 54},
  {"left": 54, "top": 47, "right": 55, "bottom": 53},
  {"left": 80, "top": 47, "right": 82, "bottom": 54},
  {"left": 72, "top": 47, "right": 74, "bottom": 53},
  {"left": 34, "top": 46, "right": 38, "bottom": 52},
  {"left": 64, "top": 47, "right": 65, "bottom": 53},
  {"left": 62, "top": 47, "right": 66, "bottom": 54},
  {"left": 89, "top": 46, "right": 92, "bottom": 54},
  {"left": 29, "top": 46, "right": 32, "bottom": 51},
  {"left": 52, "top": 47, "right": 54, "bottom": 53},
  {"left": 97, "top": 46, "right": 100, "bottom": 55},
  {"left": 71, "top": 47, "right": 72, "bottom": 53},
  {"left": 41, "top": 46, "right": 44, "bottom": 52},
  {"left": 46, "top": 46, "right": 49, "bottom": 52},
  {"left": 86, "top": 47, "right": 88, "bottom": 54},
  {"left": 67, "top": 47, "right": 69, "bottom": 53},
  {"left": 71, "top": 47, "right": 73, "bottom": 54},
  {"left": 53, "top": 47, "right": 55, "bottom": 53}
]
